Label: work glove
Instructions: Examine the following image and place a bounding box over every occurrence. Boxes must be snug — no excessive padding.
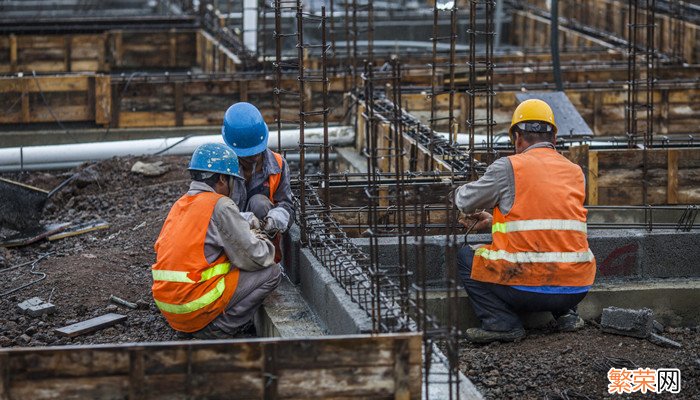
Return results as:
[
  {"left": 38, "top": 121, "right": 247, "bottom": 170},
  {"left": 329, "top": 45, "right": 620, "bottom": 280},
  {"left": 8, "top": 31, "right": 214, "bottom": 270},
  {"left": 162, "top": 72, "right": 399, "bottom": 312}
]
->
[
  {"left": 262, "top": 207, "right": 290, "bottom": 236},
  {"left": 239, "top": 212, "right": 261, "bottom": 230}
]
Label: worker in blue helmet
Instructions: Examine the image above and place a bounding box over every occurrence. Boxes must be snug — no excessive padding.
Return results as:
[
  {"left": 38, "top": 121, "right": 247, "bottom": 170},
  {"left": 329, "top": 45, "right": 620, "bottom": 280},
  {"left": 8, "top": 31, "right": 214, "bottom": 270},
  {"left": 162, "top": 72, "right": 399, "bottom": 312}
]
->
[
  {"left": 222, "top": 102, "right": 294, "bottom": 264},
  {"left": 152, "top": 143, "right": 281, "bottom": 339}
]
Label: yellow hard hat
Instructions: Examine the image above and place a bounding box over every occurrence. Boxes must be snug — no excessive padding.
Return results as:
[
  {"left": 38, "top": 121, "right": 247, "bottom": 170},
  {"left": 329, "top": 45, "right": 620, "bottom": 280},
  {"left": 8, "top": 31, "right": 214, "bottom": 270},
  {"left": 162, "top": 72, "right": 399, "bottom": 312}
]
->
[{"left": 509, "top": 99, "right": 558, "bottom": 140}]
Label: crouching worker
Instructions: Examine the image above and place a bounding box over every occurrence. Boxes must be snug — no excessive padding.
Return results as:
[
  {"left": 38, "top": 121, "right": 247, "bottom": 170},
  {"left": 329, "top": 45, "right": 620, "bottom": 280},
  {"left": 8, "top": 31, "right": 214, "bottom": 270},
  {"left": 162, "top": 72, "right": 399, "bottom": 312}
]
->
[
  {"left": 222, "top": 102, "right": 294, "bottom": 264},
  {"left": 453, "top": 99, "right": 596, "bottom": 344},
  {"left": 152, "top": 143, "right": 280, "bottom": 339}
]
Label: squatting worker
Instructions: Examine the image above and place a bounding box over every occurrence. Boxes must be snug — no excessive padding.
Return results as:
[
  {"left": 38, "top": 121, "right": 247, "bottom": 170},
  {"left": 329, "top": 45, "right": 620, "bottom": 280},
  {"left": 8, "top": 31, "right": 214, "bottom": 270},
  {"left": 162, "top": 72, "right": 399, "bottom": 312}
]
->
[
  {"left": 152, "top": 143, "right": 280, "bottom": 339},
  {"left": 453, "top": 99, "right": 596, "bottom": 344},
  {"left": 222, "top": 102, "right": 294, "bottom": 264}
]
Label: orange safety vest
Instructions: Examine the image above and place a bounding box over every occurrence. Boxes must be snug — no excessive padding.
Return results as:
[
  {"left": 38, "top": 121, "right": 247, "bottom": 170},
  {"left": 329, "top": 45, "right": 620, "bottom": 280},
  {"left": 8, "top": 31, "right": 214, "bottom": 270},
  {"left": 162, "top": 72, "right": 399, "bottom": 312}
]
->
[
  {"left": 471, "top": 147, "right": 596, "bottom": 287},
  {"left": 268, "top": 151, "right": 284, "bottom": 264},
  {"left": 152, "top": 191, "right": 240, "bottom": 332},
  {"left": 268, "top": 151, "right": 284, "bottom": 201}
]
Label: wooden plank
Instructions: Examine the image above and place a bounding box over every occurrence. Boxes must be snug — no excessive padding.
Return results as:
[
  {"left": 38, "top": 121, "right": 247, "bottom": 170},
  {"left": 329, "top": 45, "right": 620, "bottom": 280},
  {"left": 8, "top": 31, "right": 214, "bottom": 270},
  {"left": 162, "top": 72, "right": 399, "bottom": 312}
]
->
[
  {"left": 263, "top": 342, "right": 279, "bottom": 400},
  {"left": 393, "top": 339, "right": 410, "bottom": 400},
  {"left": 667, "top": 149, "right": 679, "bottom": 204},
  {"left": 11, "top": 376, "right": 128, "bottom": 400},
  {"left": 0, "top": 353, "right": 8, "bottom": 399},
  {"left": 55, "top": 313, "right": 127, "bottom": 337},
  {"left": 64, "top": 35, "right": 72, "bottom": 72},
  {"left": 240, "top": 79, "right": 249, "bottom": 102},
  {"left": 1, "top": 334, "right": 420, "bottom": 399},
  {"left": 113, "top": 30, "right": 123, "bottom": 68},
  {"left": 169, "top": 29, "right": 177, "bottom": 66},
  {"left": 9, "top": 34, "right": 17, "bottom": 73},
  {"left": 95, "top": 75, "right": 112, "bottom": 126},
  {"left": 174, "top": 82, "right": 184, "bottom": 127},
  {"left": 118, "top": 112, "right": 176, "bottom": 128},
  {"left": 129, "top": 349, "right": 145, "bottom": 400},
  {"left": 588, "top": 150, "right": 598, "bottom": 206},
  {"left": 277, "top": 366, "right": 395, "bottom": 399}
]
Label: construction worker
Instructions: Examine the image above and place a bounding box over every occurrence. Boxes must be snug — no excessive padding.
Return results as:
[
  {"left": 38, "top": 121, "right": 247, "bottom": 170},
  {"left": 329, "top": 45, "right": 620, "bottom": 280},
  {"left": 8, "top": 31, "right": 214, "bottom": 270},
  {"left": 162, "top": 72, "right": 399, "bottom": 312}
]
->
[
  {"left": 222, "top": 102, "right": 294, "bottom": 263},
  {"left": 152, "top": 143, "right": 280, "bottom": 339},
  {"left": 453, "top": 99, "right": 596, "bottom": 343}
]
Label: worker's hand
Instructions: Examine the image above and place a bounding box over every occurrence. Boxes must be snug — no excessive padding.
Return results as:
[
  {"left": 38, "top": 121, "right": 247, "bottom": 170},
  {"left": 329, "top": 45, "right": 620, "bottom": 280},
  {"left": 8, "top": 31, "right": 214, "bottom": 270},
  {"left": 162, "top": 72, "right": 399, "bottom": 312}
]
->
[
  {"left": 240, "top": 212, "right": 261, "bottom": 230},
  {"left": 263, "top": 207, "right": 290, "bottom": 235},
  {"left": 458, "top": 211, "right": 493, "bottom": 232}
]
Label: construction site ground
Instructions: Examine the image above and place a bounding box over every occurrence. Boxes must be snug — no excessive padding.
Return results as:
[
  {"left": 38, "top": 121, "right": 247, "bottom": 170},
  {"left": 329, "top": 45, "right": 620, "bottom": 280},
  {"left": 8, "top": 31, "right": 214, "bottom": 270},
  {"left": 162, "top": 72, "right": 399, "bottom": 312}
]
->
[{"left": 0, "top": 156, "right": 698, "bottom": 399}]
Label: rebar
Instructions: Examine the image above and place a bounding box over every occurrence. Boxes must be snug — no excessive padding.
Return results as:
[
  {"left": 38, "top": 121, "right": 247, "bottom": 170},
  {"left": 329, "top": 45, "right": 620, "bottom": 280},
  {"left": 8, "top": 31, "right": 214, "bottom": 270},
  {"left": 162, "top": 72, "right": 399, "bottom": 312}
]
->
[
  {"left": 467, "top": 0, "right": 497, "bottom": 177},
  {"left": 429, "top": 4, "right": 459, "bottom": 171},
  {"left": 625, "top": 0, "right": 656, "bottom": 207}
]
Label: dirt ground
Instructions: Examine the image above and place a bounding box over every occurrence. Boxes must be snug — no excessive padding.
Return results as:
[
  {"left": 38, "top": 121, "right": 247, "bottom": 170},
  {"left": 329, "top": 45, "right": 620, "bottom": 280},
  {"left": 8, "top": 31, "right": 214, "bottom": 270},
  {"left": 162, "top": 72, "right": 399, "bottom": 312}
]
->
[
  {"left": 0, "top": 156, "right": 192, "bottom": 346},
  {"left": 458, "top": 325, "right": 699, "bottom": 399}
]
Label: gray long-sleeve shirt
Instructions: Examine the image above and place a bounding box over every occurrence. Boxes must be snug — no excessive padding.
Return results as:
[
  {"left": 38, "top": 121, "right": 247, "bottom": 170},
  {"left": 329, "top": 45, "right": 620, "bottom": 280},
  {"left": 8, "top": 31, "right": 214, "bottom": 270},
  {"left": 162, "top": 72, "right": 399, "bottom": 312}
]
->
[
  {"left": 454, "top": 142, "right": 558, "bottom": 215},
  {"left": 231, "top": 149, "right": 295, "bottom": 229},
  {"left": 188, "top": 181, "right": 276, "bottom": 271}
]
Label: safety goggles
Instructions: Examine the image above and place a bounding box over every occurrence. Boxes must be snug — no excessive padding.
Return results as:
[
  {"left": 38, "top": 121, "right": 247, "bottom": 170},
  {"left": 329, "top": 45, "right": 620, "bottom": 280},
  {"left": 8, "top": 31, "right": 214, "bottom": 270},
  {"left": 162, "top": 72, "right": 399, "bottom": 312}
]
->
[{"left": 514, "top": 121, "right": 554, "bottom": 133}]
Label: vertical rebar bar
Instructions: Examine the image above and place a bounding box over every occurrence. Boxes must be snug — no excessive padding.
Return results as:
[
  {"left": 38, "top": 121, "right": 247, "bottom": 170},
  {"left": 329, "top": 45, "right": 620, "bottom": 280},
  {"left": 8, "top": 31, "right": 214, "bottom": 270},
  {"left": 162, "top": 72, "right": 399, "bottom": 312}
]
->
[
  {"left": 322, "top": 6, "right": 331, "bottom": 211},
  {"left": 297, "top": 0, "right": 306, "bottom": 241},
  {"left": 274, "top": 0, "right": 282, "bottom": 151}
]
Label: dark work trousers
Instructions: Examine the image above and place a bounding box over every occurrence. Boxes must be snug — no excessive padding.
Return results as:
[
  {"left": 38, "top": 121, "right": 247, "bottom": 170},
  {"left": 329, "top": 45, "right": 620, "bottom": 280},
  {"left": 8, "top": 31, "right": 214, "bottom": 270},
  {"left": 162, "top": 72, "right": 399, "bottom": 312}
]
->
[{"left": 457, "top": 246, "right": 587, "bottom": 332}]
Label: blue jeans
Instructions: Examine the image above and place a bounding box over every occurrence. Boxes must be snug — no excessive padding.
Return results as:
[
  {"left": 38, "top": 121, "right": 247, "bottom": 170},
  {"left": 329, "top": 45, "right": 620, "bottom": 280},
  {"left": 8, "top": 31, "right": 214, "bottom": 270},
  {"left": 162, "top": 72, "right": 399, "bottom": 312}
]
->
[{"left": 457, "top": 246, "right": 587, "bottom": 331}]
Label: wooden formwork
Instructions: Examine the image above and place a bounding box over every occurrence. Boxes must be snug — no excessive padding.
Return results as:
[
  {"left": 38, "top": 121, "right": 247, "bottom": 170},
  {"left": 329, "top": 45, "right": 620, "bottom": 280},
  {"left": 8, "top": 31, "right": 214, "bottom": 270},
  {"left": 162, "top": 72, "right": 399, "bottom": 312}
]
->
[
  {"left": 568, "top": 146, "right": 700, "bottom": 205},
  {"left": 524, "top": 0, "right": 700, "bottom": 63},
  {"left": 0, "top": 74, "right": 347, "bottom": 129},
  {"left": 0, "top": 333, "right": 422, "bottom": 400},
  {"left": 400, "top": 85, "right": 700, "bottom": 137},
  {"left": 0, "top": 30, "right": 200, "bottom": 74}
]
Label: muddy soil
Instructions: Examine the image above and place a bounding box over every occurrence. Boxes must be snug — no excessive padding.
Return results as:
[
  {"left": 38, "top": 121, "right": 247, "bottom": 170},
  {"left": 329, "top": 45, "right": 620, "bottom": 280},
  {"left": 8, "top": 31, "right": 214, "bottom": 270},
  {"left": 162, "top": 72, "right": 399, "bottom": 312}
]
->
[
  {"left": 458, "top": 325, "right": 699, "bottom": 399},
  {"left": 0, "top": 156, "right": 192, "bottom": 347}
]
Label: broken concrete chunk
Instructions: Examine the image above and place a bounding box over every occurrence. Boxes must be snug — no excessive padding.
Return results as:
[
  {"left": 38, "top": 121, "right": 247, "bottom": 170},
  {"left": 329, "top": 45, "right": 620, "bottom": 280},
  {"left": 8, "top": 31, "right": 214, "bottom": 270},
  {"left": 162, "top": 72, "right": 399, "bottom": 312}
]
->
[
  {"left": 600, "top": 307, "right": 653, "bottom": 339},
  {"left": 648, "top": 333, "right": 682, "bottom": 349},
  {"left": 17, "top": 297, "right": 55, "bottom": 316},
  {"left": 652, "top": 320, "right": 664, "bottom": 334},
  {"left": 131, "top": 161, "right": 169, "bottom": 177},
  {"left": 55, "top": 313, "right": 127, "bottom": 337}
]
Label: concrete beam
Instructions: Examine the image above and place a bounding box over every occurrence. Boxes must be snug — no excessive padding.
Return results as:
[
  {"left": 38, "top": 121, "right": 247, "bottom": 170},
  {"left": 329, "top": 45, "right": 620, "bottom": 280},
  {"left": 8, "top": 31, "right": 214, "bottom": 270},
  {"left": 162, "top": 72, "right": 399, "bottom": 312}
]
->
[
  {"left": 350, "top": 229, "right": 700, "bottom": 285},
  {"left": 425, "top": 278, "right": 700, "bottom": 330}
]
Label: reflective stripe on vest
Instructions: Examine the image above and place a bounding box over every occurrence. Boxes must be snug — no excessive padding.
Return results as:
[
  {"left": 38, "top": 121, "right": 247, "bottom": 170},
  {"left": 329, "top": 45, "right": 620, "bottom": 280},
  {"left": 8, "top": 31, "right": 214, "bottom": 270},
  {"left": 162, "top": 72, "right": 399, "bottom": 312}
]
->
[
  {"left": 491, "top": 219, "right": 587, "bottom": 234},
  {"left": 154, "top": 278, "right": 226, "bottom": 314},
  {"left": 475, "top": 248, "right": 595, "bottom": 264},
  {"left": 152, "top": 262, "right": 230, "bottom": 283}
]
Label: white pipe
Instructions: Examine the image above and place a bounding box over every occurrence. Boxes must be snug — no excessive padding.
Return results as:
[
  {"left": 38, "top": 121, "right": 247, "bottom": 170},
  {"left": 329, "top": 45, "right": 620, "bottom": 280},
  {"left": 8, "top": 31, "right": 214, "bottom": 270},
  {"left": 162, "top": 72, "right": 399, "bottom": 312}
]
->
[
  {"left": 242, "top": 0, "right": 257, "bottom": 53},
  {"left": 0, "top": 126, "right": 353, "bottom": 172},
  {"left": 434, "top": 132, "right": 615, "bottom": 148}
]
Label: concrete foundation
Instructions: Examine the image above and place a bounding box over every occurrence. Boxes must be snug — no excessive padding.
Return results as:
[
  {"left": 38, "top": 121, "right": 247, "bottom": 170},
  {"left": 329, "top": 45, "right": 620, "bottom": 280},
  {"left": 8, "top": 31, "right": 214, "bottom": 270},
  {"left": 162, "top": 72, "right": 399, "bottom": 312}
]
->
[
  {"left": 350, "top": 229, "right": 700, "bottom": 284},
  {"left": 424, "top": 279, "right": 700, "bottom": 331}
]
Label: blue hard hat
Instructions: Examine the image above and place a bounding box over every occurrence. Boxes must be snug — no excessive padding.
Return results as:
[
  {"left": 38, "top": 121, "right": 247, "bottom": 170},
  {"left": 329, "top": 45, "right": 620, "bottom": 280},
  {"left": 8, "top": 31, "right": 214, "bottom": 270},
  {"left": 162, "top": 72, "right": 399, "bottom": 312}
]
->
[
  {"left": 188, "top": 143, "right": 242, "bottom": 179},
  {"left": 221, "top": 102, "right": 269, "bottom": 157}
]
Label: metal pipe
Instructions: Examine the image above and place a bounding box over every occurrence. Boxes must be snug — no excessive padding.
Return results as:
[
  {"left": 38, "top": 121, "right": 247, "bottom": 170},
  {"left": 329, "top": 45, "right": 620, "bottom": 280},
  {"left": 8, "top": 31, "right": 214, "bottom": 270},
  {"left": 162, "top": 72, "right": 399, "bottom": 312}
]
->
[{"left": 0, "top": 127, "right": 353, "bottom": 171}]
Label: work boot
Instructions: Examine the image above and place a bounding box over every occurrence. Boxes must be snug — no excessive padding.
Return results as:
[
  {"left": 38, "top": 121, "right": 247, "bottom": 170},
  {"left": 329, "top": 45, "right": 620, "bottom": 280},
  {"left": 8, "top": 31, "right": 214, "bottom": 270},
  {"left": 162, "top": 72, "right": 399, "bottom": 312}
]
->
[
  {"left": 191, "top": 320, "right": 256, "bottom": 340},
  {"left": 464, "top": 327, "right": 525, "bottom": 344},
  {"left": 556, "top": 311, "right": 585, "bottom": 332},
  {"left": 191, "top": 325, "right": 232, "bottom": 340}
]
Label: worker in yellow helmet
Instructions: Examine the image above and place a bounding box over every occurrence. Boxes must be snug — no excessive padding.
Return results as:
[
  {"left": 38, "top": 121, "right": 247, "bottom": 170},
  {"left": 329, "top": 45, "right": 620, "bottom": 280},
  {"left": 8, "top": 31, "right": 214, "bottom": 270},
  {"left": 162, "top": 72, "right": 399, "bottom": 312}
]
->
[{"left": 453, "top": 99, "right": 596, "bottom": 343}]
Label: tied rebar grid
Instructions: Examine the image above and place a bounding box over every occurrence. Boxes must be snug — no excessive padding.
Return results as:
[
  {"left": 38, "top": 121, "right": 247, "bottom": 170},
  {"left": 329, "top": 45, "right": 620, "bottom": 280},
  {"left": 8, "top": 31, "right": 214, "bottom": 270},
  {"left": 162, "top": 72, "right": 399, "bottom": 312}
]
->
[
  {"left": 411, "top": 191, "right": 463, "bottom": 399},
  {"left": 359, "top": 95, "right": 486, "bottom": 174},
  {"left": 466, "top": 0, "right": 497, "bottom": 177},
  {"left": 199, "top": 0, "right": 258, "bottom": 68},
  {"left": 362, "top": 59, "right": 412, "bottom": 332},
  {"left": 625, "top": 0, "right": 656, "bottom": 207},
  {"left": 428, "top": 4, "right": 459, "bottom": 171},
  {"left": 363, "top": 59, "right": 464, "bottom": 396}
]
